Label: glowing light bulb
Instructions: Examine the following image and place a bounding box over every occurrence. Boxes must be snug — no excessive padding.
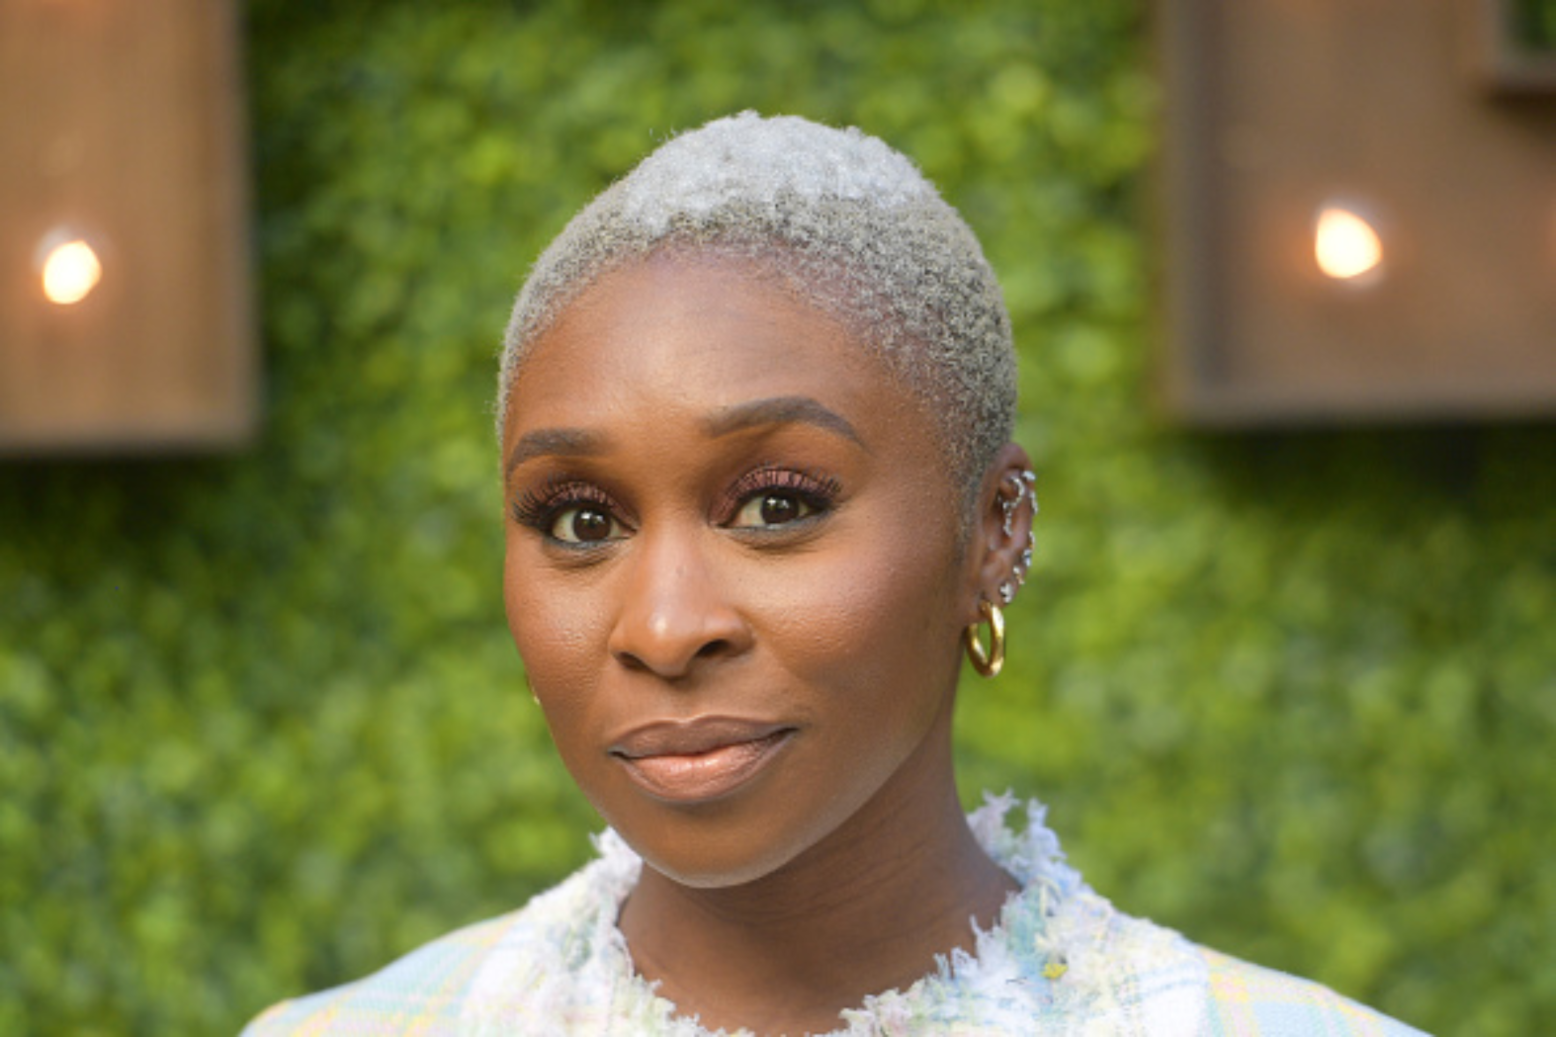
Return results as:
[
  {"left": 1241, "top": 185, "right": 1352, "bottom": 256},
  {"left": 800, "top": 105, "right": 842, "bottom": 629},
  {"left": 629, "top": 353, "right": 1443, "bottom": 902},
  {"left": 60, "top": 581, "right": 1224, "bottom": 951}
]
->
[
  {"left": 1314, "top": 206, "right": 1383, "bottom": 282},
  {"left": 41, "top": 238, "right": 103, "bottom": 304}
]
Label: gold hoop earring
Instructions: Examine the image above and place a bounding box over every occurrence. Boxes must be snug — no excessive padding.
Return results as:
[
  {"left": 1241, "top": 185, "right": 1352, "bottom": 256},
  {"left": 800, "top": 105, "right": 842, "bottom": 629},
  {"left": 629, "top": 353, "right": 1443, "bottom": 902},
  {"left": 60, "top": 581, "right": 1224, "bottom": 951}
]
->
[{"left": 963, "top": 599, "right": 1005, "bottom": 678}]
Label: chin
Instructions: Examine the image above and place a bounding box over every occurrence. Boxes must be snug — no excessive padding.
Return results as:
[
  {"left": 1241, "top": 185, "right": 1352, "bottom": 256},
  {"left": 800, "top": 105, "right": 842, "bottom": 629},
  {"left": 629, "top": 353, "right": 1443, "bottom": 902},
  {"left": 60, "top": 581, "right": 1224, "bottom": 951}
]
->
[
  {"left": 642, "top": 856, "right": 776, "bottom": 890},
  {"left": 605, "top": 799, "right": 829, "bottom": 890}
]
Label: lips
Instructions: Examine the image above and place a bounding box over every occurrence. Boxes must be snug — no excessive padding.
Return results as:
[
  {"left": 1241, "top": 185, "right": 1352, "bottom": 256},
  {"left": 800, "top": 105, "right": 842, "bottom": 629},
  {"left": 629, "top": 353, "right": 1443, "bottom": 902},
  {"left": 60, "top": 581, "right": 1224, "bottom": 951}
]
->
[{"left": 609, "top": 717, "right": 796, "bottom": 803}]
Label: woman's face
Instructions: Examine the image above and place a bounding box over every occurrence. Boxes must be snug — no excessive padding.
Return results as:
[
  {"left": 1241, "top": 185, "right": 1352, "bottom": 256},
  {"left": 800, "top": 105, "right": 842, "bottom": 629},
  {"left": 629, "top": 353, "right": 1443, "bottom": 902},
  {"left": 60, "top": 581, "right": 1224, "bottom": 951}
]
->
[{"left": 501, "top": 254, "right": 983, "bottom": 887}]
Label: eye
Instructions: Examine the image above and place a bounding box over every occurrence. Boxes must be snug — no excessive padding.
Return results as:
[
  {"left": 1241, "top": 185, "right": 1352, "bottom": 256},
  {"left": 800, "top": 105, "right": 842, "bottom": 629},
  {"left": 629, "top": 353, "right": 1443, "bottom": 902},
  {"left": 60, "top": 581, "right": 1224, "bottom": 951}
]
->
[
  {"left": 723, "top": 467, "right": 840, "bottom": 531},
  {"left": 731, "top": 490, "right": 817, "bottom": 529},
  {"left": 510, "top": 480, "right": 628, "bottom": 548},
  {"left": 550, "top": 504, "right": 624, "bottom": 544}
]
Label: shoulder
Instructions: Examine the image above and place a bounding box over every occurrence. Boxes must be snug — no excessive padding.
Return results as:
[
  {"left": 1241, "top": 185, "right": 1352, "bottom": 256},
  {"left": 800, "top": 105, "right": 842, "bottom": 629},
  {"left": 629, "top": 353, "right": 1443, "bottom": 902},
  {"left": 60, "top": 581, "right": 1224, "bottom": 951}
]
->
[
  {"left": 1197, "top": 946, "right": 1430, "bottom": 1036},
  {"left": 241, "top": 910, "right": 520, "bottom": 1035},
  {"left": 1037, "top": 898, "right": 1431, "bottom": 1037},
  {"left": 241, "top": 854, "right": 621, "bottom": 1036},
  {"left": 965, "top": 796, "right": 1431, "bottom": 1036}
]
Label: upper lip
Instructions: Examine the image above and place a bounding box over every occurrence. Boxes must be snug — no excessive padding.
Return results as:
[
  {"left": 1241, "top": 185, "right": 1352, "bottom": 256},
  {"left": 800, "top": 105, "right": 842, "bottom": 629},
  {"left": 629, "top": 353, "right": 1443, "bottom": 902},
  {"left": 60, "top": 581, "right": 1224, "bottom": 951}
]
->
[{"left": 608, "top": 717, "right": 794, "bottom": 759}]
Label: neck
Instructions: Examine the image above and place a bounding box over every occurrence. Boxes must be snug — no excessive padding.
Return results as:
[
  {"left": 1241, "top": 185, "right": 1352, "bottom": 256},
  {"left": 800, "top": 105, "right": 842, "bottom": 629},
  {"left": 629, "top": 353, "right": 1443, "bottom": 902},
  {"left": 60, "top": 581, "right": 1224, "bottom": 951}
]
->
[{"left": 617, "top": 712, "right": 1017, "bottom": 1036}]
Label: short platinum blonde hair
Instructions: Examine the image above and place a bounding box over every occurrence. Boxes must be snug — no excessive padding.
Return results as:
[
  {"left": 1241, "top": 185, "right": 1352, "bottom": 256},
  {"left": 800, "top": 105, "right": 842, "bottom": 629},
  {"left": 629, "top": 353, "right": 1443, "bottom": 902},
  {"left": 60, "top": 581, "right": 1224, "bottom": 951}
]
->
[{"left": 498, "top": 112, "right": 1016, "bottom": 504}]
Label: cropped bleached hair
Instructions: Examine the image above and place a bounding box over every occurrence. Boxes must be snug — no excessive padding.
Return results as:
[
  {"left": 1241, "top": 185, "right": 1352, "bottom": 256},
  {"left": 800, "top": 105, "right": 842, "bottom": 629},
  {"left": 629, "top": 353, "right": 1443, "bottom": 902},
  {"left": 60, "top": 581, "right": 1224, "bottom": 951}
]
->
[{"left": 498, "top": 112, "right": 1016, "bottom": 507}]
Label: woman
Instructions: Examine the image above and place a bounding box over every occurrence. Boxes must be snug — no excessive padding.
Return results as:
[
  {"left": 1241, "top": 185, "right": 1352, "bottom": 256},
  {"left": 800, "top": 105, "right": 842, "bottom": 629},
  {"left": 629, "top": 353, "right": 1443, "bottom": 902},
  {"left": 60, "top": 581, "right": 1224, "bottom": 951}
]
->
[{"left": 247, "top": 113, "right": 1425, "bottom": 1035}]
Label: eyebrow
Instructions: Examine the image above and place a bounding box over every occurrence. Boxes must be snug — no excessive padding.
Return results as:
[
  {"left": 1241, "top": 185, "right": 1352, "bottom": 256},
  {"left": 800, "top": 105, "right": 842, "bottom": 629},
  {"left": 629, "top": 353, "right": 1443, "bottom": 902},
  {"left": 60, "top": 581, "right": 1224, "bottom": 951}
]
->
[
  {"left": 504, "top": 395, "right": 864, "bottom": 479},
  {"left": 504, "top": 427, "right": 605, "bottom": 478},
  {"left": 704, "top": 395, "right": 864, "bottom": 447}
]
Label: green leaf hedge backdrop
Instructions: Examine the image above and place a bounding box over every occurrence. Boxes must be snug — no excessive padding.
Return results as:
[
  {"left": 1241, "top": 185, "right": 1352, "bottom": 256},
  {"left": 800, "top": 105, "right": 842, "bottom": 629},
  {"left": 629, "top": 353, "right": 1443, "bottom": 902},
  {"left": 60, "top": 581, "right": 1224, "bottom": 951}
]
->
[{"left": 3, "top": 2, "right": 1552, "bottom": 1032}]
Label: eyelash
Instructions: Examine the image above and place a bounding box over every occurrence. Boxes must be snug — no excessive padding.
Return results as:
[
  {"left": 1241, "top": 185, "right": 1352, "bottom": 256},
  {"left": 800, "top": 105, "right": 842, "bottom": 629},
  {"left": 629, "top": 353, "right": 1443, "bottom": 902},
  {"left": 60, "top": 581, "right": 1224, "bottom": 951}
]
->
[
  {"left": 719, "top": 466, "right": 841, "bottom": 528},
  {"left": 508, "top": 468, "right": 841, "bottom": 543},
  {"left": 510, "top": 480, "right": 617, "bottom": 533}
]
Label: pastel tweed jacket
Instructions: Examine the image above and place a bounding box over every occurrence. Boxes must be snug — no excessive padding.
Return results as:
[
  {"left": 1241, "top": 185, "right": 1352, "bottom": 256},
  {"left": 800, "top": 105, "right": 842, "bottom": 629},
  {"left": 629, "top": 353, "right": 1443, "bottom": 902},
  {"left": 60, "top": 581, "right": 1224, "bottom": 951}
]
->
[{"left": 245, "top": 796, "right": 1428, "bottom": 1036}]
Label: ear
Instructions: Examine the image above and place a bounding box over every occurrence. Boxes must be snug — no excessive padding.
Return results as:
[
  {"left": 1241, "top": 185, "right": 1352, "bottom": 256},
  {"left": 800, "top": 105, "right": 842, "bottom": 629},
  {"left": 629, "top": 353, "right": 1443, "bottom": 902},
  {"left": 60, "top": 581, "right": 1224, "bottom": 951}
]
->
[{"left": 960, "top": 442, "right": 1037, "bottom": 625}]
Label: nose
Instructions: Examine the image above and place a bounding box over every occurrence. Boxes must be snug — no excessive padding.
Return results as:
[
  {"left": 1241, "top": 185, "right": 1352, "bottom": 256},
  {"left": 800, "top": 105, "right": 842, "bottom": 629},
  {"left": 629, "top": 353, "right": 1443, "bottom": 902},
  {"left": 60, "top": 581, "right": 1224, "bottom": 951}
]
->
[{"left": 608, "top": 528, "right": 752, "bottom": 680}]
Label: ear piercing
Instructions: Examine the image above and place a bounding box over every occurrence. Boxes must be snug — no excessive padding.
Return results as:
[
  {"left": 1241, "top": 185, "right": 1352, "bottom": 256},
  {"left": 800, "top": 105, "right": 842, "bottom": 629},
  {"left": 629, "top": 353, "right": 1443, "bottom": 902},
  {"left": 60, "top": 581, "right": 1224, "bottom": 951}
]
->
[
  {"left": 963, "top": 598, "right": 1006, "bottom": 678},
  {"left": 1000, "top": 470, "right": 1038, "bottom": 536},
  {"left": 999, "top": 476, "right": 1020, "bottom": 536},
  {"left": 997, "top": 470, "right": 1038, "bottom": 605}
]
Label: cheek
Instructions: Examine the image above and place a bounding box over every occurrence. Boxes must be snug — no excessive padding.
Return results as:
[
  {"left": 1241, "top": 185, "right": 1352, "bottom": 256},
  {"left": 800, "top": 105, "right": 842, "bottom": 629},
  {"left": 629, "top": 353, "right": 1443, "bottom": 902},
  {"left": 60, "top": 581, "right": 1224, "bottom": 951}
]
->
[
  {"left": 504, "top": 582, "right": 605, "bottom": 789},
  {"left": 503, "top": 544, "right": 604, "bottom": 717},
  {"left": 759, "top": 524, "right": 967, "bottom": 723}
]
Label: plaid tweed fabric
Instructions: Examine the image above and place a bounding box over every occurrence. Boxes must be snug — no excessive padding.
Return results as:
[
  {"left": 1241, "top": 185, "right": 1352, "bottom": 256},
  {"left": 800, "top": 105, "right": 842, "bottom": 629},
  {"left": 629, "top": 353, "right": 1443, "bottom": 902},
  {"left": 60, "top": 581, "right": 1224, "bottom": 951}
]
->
[{"left": 245, "top": 798, "right": 1429, "bottom": 1036}]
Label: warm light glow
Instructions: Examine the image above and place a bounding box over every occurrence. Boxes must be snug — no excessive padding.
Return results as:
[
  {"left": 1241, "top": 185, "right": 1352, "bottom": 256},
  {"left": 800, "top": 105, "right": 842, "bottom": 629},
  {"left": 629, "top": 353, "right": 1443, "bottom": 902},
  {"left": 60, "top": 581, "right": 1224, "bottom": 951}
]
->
[
  {"left": 41, "top": 239, "right": 103, "bottom": 305},
  {"left": 1314, "top": 206, "right": 1383, "bottom": 281}
]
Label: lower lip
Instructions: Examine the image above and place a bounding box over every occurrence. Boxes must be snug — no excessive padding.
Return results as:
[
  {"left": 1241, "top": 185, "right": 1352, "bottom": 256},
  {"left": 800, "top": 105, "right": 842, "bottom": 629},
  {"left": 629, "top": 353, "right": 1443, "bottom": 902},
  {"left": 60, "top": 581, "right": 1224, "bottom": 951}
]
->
[{"left": 616, "top": 731, "right": 794, "bottom": 803}]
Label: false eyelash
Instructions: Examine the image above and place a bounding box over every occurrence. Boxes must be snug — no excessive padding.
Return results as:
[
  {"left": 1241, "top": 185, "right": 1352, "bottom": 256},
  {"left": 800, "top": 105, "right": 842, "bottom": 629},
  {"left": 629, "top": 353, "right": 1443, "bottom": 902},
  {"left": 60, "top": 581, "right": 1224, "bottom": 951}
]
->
[
  {"left": 509, "top": 479, "right": 616, "bottom": 531},
  {"left": 720, "top": 466, "right": 842, "bottom": 523}
]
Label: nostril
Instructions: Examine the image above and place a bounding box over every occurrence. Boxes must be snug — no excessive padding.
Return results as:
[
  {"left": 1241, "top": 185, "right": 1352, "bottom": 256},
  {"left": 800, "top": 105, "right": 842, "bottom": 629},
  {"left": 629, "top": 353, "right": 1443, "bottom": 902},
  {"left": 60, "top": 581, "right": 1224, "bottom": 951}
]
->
[
  {"left": 614, "top": 649, "right": 648, "bottom": 673},
  {"left": 610, "top": 636, "right": 736, "bottom": 677}
]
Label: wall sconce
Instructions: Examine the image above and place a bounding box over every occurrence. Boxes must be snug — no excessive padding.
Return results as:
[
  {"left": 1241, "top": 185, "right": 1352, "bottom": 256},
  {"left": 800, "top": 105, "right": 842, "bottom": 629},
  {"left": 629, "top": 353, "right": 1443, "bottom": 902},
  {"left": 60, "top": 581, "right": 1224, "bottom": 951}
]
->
[
  {"left": 37, "top": 230, "right": 104, "bottom": 306},
  {"left": 1313, "top": 204, "right": 1384, "bottom": 285},
  {"left": 1156, "top": 0, "right": 1556, "bottom": 423},
  {"left": 0, "top": 0, "right": 255, "bottom": 453}
]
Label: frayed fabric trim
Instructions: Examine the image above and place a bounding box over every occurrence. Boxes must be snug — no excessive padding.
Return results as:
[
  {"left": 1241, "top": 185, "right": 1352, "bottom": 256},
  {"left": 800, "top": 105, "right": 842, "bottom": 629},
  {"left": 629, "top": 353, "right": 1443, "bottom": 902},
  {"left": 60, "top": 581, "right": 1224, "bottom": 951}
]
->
[{"left": 457, "top": 794, "right": 1211, "bottom": 1036}]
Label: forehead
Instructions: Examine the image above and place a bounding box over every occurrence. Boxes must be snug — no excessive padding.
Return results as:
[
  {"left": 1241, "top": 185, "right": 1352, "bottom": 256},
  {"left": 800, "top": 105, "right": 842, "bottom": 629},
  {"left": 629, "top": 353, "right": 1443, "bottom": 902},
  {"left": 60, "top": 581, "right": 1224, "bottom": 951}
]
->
[{"left": 505, "top": 254, "right": 923, "bottom": 443}]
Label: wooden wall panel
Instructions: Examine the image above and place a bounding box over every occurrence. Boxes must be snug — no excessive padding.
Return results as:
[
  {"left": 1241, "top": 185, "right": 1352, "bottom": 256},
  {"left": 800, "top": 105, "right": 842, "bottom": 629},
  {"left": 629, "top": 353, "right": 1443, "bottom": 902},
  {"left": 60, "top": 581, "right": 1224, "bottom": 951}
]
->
[
  {"left": 0, "top": 0, "right": 255, "bottom": 452},
  {"left": 1157, "top": 0, "right": 1556, "bottom": 424}
]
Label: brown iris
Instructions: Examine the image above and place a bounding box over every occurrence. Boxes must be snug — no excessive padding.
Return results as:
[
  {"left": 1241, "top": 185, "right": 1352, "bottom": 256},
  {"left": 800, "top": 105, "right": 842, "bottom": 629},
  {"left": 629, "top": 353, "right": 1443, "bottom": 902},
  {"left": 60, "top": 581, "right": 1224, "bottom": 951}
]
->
[
  {"left": 758, "top": 494, "right": 799, "bottom": 525},
  {"left": 571, "top": 508, "right": 612, "bottom": 542}
]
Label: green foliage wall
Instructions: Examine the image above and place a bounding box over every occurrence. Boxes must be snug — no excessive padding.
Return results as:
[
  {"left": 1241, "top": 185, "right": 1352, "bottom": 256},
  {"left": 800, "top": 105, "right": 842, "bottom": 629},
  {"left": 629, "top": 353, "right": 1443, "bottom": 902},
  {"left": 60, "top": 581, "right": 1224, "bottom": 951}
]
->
[
  {"left": 2, "top": 1, "right": 1551, "bottom": 1032},
  {"left": 1514, "top": 0, "right": 1556, "bottom": 49}
]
